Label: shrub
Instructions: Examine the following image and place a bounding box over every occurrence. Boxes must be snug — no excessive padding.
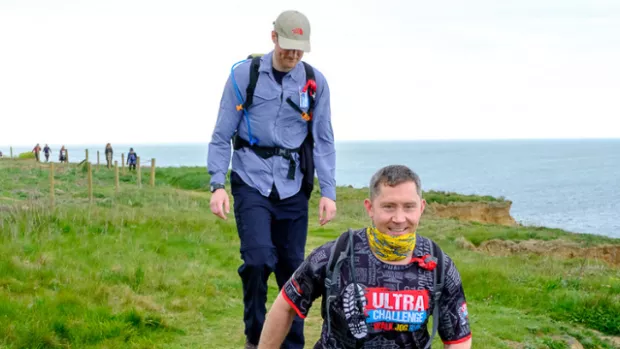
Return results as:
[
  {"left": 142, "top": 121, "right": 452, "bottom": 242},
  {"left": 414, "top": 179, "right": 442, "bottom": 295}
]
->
[{"left": 18, "top": 152, "right": 35, "bottom": 160}]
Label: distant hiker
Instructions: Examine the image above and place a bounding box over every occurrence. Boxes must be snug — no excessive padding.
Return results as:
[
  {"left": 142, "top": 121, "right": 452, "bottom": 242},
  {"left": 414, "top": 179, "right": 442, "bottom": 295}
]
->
[
  {"left": 105, "top": 143, "right": 113, "bottom": 169},
  {"left": 0, "top": 150, "right": 3, "bottom": 158},
  {"left": 32, "top": 143, "right": 41, "bottom": 162},
  {"left": 127, "top": 148, "right": 137, "bottom": 171},
  {"left": 259, "top": 165, "right": 472, "bottom": 349},
  {"left": 207, "top": 10, "right": 336, "bottom": 349},
  {"left": 43, "top": 144, "right": 52, "bottom": 162},
  {"left": 59, "top": 146, "right": 67, "bottom": 163}
]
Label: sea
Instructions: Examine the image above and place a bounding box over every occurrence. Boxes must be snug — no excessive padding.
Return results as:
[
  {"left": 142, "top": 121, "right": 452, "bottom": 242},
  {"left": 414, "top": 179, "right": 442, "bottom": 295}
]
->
[{"left": 3, "top": 139, "right": 619, "bottom": 239}]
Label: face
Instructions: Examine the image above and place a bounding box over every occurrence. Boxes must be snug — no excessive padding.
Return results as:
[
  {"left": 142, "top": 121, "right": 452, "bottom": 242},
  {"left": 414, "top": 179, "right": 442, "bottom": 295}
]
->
[
  {"left": 271, "top": 31, "right": 303, "bottom": 71},
  {"left": 364, "top": 181, "right": 426, "bottom": 236}
]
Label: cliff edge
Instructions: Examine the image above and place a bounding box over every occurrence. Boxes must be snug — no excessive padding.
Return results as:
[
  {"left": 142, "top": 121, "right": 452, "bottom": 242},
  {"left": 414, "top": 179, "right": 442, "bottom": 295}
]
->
[{"left": 426, "top": 201, "right": 517, "bottom": 226}]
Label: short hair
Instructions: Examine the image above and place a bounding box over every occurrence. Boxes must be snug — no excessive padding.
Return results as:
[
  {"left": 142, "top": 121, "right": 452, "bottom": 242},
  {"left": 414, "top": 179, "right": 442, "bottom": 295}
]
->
[{"left": 369, "top": 165, "right": 422, "bottom": 200}]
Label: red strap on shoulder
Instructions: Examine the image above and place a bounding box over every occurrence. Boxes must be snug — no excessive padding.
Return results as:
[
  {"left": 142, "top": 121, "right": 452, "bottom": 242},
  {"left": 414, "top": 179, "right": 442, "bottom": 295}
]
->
[
  {"left": 302, "top": 79, "right": 316, "bottom": 94},
  {"left": 410, "top": 254, "right": 437, "bottom": 271}
]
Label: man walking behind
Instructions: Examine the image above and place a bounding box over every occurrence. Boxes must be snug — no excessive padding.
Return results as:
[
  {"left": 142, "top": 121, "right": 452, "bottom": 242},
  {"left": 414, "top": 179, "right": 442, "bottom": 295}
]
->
[{"left": 207, "top": 9, "right": 337, "bottom": 349}]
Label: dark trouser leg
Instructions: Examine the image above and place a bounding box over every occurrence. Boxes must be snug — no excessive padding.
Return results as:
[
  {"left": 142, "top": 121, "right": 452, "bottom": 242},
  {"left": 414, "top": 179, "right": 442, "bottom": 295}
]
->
[
  {"left": 271, "top": 188, "right": 309, "bottom": 349},
  {"left": 231, "top": 172, "right": 276, "bottom": 345}
]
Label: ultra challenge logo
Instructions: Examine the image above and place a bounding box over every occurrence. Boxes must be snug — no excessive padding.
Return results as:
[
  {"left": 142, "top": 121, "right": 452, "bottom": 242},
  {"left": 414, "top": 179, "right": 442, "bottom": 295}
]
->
[{"left": 364, "top": 288, "right": 430, "bottom": 332}]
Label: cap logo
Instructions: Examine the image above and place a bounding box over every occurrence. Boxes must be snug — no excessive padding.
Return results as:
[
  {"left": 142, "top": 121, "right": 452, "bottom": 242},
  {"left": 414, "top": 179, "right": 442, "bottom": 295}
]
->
[{"left": 291, "top": 27, "right": 304, "bottom": 35}]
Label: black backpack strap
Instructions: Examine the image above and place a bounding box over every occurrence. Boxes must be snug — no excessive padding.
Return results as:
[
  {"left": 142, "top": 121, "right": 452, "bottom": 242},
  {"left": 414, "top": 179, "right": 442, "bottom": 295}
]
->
[
  {"left": 242, "top": 56, "right": 261, "bottom": 110},
  {"left": 284, "top": 61, "right": 317, "bottom": 123},
  {"left": 323, "top": 229, "right": 354, "bottom": 339},
  {"left": 232, "top": 56, "right": 261, "bottom": 147},
  {"left": 299, "top": 61, "right": 317, "bottom": 197},
  {"left": 326, "top": 231, "right": 349, "bottom": 278},
  {"left": 302, "top": 61, "right": 316, "bottom": 118},
  {"left": 424, "top": 240, "right": 446, "bottom": 349}
]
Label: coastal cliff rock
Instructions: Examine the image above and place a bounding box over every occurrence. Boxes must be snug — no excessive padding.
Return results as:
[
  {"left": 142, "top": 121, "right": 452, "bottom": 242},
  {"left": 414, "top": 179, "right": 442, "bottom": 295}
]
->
[
  {"left": 427, "top": 201, "right": 517, "bottom": 226},
  {"left": 478, "top": 239, "right": 620, "bottom": 266}
]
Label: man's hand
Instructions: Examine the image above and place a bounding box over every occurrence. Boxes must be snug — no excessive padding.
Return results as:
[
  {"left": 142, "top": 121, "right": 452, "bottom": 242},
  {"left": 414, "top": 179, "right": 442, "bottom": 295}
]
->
[
  {"left": 318, "top": 197, "right": 336, "bottom": 226},
  {"left": 210, "top": 189, "right": 230, "bottom": 220}
]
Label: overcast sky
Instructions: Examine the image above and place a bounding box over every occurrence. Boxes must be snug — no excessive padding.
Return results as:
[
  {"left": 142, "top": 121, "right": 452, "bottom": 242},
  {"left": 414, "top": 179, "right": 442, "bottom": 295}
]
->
[{"left": 1, "top": 0, "right": 619, "bottom": 147}]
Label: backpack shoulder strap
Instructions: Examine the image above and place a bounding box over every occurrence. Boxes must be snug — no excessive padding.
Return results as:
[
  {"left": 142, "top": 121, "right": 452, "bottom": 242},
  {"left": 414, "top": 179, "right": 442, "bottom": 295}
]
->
[
  {"left": 302, "top": 62, "right": 317, "bottom": 132},
  {"left": 325, "top": 229, "right": 351, "bottom": 289},
  {"left": 323, "top": 229, "right": 354, "bottom": 338},
  {"left": 242, "top": 56, "right": 262, "bottom": 110},
  {"left": 432, "top": 240, "right": 445, "bottom": 293},
  {"left": 302, "top": 61, "right": 315, "bottom": 83},
  {"left": 424, "top": 239, "right": 446, "bottom": 349}
]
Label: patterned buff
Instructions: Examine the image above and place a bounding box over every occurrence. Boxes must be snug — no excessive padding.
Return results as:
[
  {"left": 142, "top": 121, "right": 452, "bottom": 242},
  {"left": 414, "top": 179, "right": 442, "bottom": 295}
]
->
[{"left": 366, "top": 227, "right": 416, "bottom": 261}]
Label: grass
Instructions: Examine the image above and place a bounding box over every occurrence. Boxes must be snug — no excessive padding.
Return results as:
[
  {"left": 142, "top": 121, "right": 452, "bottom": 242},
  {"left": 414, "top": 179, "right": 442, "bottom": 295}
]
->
[
  {"left": 17, "top": 152, "right": 35, "bottom": 160},
  {"left": 423, "top": 190, "right": 507, "bottom": 205},
  {"left": 0, "top": 159, "right": 619, "bottom": 348}
]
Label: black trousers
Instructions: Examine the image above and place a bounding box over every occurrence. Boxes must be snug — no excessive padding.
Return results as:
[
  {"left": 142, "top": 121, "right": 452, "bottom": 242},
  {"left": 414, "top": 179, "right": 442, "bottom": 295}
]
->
[{"left": 230, "top": 171, "right": 308, "bottom": 348}]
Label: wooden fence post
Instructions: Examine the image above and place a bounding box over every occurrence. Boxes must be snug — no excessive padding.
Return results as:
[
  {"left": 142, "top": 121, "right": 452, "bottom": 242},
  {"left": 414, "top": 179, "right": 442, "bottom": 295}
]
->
[
  {"left": 85, "top": 149, "right": 89, "bottom": 163},
  {"left": 88, "top": 162, "right": 93, "bottom": 203},
  {"left": 66, "top": 149, "right": 70, "bottom": 164},
  {"left": 50, "top": 162, "right": 55, "bottom": 209},
  {"left": 10, "top": 146, "right": 13, "bottom": 159},
  {"left": 114, "top": 160, "right": 119, "bottom": 193},
  {"left": 136, "top": 156, "right": 141, "bottom": 188},
  {"left": 121, "top": 153, "right": 125, "bottom": 175},
  {"left": 150, "top": 158, "right": 156, "bottom": 187},
  {"left": 97, "top": 151, "right": 100, "bottom": 170}
]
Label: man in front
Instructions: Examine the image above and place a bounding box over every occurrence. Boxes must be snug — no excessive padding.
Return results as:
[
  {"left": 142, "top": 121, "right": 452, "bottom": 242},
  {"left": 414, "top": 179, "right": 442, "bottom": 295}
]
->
[
  {"left": 207, "top": 9, "right": 337, "bottom": 349},
  {"left": 258, "top": 165, "right": 472, "bottom": 348}
]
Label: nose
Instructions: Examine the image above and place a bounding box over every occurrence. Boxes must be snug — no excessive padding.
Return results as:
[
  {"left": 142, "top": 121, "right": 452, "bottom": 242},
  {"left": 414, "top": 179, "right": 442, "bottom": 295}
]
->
[{"left": 392, "top": 209, "right": 406, "bottom": 224}]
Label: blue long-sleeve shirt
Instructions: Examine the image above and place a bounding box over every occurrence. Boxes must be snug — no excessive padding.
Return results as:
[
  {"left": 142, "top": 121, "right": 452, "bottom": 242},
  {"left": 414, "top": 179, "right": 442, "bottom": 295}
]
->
[{"left": 207, "top": 51, "right": 336, "bottom": 201}]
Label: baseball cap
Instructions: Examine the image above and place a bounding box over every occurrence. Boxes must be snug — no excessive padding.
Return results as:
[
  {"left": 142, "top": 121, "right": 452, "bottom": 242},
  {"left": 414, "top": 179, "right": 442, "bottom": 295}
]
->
[{"left": 273, "top": 10, "right": 311, "bottom": 52}]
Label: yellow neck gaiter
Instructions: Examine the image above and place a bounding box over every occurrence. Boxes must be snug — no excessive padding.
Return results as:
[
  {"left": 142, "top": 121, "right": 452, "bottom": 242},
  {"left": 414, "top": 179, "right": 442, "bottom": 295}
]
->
[{"left": 366, "top": 227, "right": 416, "bottom": 261}]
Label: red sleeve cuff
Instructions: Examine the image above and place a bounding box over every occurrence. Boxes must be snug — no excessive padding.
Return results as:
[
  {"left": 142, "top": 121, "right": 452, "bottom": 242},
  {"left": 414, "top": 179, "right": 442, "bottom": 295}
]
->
[
  {"left": 443, "top": 333, "right": 472, "bottom": 345},
  {"left": 280, "top": 290, "right": 307, "bottom": 319}
]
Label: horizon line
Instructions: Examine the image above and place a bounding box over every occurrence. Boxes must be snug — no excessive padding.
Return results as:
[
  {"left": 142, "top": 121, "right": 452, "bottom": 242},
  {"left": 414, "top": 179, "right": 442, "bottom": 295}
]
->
[{"left": 2, "top": 137, "right": 620, "bottom": 148}]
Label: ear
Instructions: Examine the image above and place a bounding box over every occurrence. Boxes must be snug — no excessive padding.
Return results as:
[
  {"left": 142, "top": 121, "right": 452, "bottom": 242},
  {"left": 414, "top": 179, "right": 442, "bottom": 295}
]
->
[
  {"left": 271, "top": 31, "right": 278, "bottom": 45},
  {"left": 420, "top": 198, "right": 427, "bottom": 214},
  {"left": 364, "top": 198, "right": 373, "bottom": 218}
]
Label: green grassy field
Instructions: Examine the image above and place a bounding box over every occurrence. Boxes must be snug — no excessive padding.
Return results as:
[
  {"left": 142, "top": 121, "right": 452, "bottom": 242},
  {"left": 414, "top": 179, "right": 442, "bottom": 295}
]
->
[{"left": 0, "top": 159, "right": 619, "bottom": 349}]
